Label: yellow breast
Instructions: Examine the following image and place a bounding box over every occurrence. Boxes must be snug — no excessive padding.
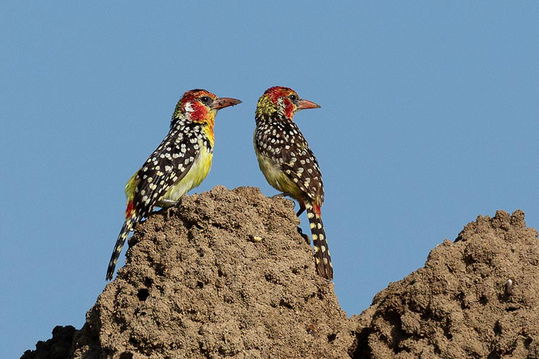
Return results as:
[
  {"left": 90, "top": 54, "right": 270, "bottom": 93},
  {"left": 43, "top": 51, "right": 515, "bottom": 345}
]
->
[
  {"left": 160, "top": 141, "right": 213, "bottom": 203},
  {"left": 255, "top": 147, "right": 303, "bottom": 200}
]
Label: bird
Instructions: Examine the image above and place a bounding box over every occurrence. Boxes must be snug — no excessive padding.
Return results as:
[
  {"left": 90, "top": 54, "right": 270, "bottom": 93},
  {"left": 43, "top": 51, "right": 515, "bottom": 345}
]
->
[
  {"left": 106, "top": 89, "right": 241, "bottom": 280},
  {"left": 253, "top": 86, "right": 333, "bottom": 280}
]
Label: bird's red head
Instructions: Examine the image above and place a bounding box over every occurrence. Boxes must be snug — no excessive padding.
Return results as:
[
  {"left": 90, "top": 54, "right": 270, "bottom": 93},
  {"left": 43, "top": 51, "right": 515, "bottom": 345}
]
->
[
  {"left": 174, "top": 89, "right": 241, "bottom": 124},
  {"left": 256, "top": 86, "right": 320, "bottom": 120}
]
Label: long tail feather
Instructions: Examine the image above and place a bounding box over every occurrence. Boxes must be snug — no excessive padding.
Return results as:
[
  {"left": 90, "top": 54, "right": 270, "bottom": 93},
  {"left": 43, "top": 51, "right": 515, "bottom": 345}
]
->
[
  {"left": 106, "top": 215, "right": 138, "bottom": 280},
  {"left": 306, "top": 203, "right": 333, "bottom": 280}
]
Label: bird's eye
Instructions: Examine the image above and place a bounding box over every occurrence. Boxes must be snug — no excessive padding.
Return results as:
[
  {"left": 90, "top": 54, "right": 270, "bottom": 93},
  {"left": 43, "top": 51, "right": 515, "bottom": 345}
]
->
[
  {"left": 199, "top": 96, "right": 213, "bottom": 105},
  {"left": 289, "top": 94, "right": 298, "bottom": 102}
]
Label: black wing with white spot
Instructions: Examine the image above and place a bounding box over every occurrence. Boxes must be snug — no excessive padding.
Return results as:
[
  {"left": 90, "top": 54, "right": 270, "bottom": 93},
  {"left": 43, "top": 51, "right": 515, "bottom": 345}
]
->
[
  {"left": 255, "top": 119, "right": 324, "bottom": 204},
  {"left": 281, "top": 145, "right": 324, "bottom": 204},
  {"left": 133, "top": 121, "right": 204, "bottom": 218}
]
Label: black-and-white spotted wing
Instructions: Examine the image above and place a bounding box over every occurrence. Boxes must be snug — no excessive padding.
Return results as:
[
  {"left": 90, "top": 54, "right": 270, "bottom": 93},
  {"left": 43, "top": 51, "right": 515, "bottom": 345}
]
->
[{"left": 133, "top": 121, "right": 205, "bottom": 218}]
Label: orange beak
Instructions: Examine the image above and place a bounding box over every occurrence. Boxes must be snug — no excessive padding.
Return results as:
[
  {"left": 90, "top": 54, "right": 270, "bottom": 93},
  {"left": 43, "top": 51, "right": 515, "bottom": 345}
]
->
[
  {"left": 297, "top": 98, "right": 321, "bottom": 110},
  {"left": 212, "top": 97, "right": 242, "bottom": 110}
]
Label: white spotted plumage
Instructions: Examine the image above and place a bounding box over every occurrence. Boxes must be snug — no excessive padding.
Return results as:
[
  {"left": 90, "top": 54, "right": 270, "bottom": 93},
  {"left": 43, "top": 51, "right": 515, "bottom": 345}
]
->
[
  {"left": 106, "top": 89, "right": 241, "bottom": 280},
  {"left": 254, "top": 86, "right": 333, "bottom": 280}
]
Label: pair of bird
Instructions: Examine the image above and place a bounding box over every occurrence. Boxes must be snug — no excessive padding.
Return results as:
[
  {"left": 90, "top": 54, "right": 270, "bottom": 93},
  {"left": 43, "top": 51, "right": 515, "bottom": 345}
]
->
[{"left": 105, "top": 86, "right": 333, "bottom": 281}]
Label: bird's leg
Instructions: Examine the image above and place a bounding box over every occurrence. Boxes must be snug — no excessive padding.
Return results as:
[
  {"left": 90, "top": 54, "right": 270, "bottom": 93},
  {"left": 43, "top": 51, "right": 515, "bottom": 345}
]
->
[
  {"left": 158, "top": 199, "right": 179, "bottom": 220},
  {"left": 296, "top": 202, "right": 306, "bottom": 217},
  {"left": 159, "top": 199, "right": 178, "bottom": 207},
  {"left": 294, "top": 201, "right": 309, "bottom": 243},
  {"left": 297, "top": 226, "right": 310, "bottom": 245}
]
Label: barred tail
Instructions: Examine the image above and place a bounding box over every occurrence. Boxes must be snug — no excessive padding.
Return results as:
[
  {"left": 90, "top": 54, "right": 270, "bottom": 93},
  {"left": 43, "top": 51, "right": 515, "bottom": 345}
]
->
[
  {"left": 106, "top": 215, "right": 138, "bottom": 280},
  {"left": 306, "top": 203, "right": 333, "bottom": 280}
]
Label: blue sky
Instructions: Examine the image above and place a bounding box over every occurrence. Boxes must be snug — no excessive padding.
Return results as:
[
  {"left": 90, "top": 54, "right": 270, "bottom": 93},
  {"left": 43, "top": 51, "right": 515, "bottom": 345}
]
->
[{"left": 2, "top": 1, "right": 538, "bottom": 357}]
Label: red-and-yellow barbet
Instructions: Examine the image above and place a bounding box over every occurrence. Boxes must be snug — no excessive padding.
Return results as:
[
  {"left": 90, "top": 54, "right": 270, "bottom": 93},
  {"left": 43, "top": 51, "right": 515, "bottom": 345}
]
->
[
  {"left": 106, "top": 89, "right": 241, "bottom": 280},
  {"left": 254, "top": 86, "right": 333, "bottom": 280}
]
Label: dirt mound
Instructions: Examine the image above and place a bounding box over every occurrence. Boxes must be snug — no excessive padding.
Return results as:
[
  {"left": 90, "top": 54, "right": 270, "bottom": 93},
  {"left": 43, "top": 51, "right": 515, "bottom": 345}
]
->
[
  {"left": 72, "top": 186, "right": 353, "bottom": 358},
  {"left": 351, "top": 210, "right": 539, "bottom": 359},
  {"left": 22, "top": 187, "right": 539, "bottom": 359}
]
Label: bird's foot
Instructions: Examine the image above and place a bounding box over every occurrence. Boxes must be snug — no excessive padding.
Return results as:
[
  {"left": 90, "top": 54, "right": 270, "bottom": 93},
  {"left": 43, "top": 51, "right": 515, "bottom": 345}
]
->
[{"left": 158, "top": 199, "right": 180, "bottom": 220}]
